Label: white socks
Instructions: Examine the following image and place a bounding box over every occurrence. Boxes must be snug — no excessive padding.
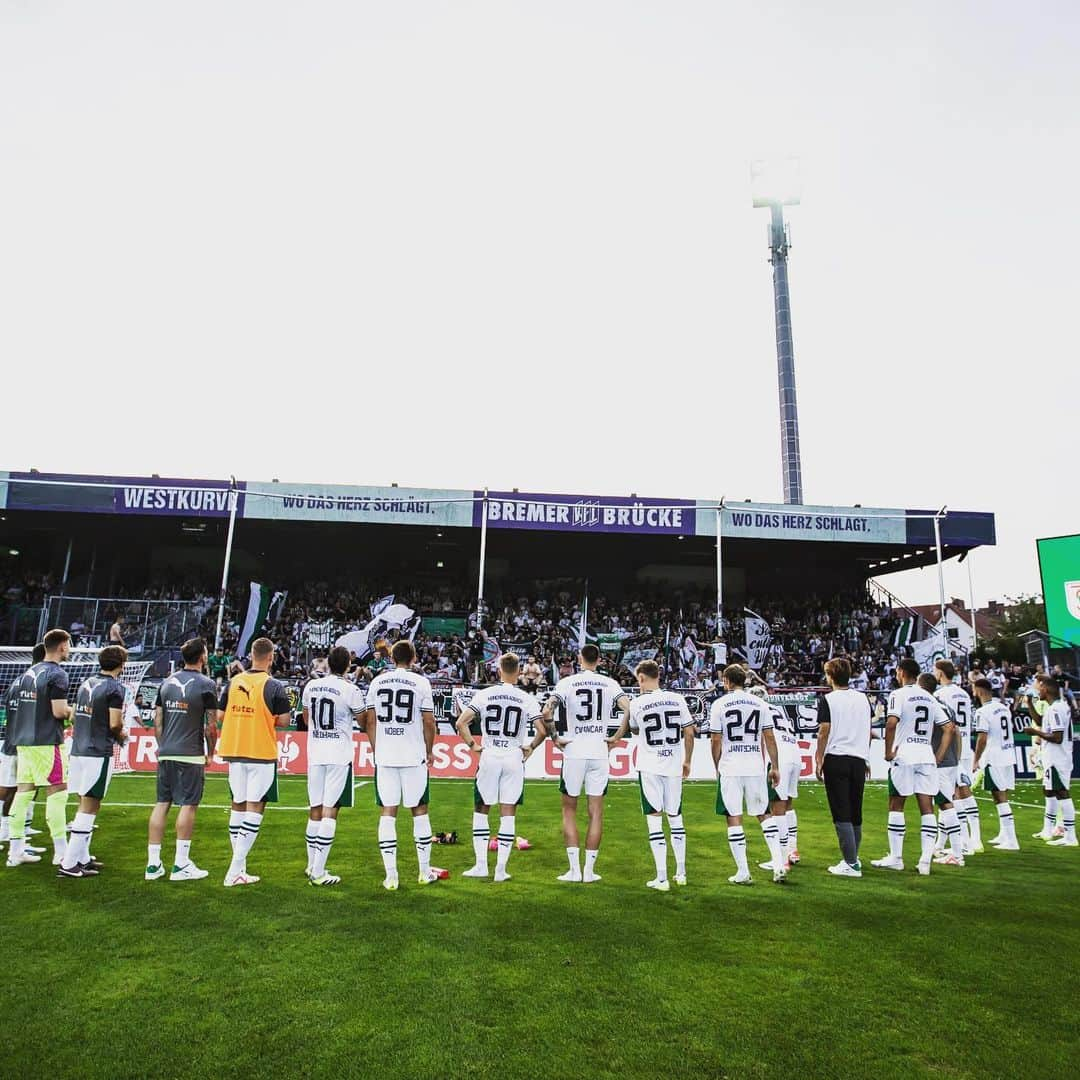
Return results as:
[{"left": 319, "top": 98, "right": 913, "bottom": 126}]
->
[
  {"left": 647, "top": 814, "right": 667, "bottom": 881},
  {"left": 312, "top": 818, "right": 336, "bottom": 877},
  {"left": 762, "top": 816, "right": 784, "bottom": 868},
  {"left": 776, "top": 814, "right": 790, "bottom": 862},
  {"left": 413, "top": 813, "right": 433, "bottom": 877},
  {"left": 228, "top": 812, "right": 262, "bottom": 876},
  {"left": 887, "top": 811, "right": 905, "bottom": 860},
  {"left": 566, "top": 846, "right": 580, "bottom": 876},
  {"left": 229, "top": 810, "right": 245, "bottom": 851},
  {"left": 305, "top": 821, "right": 319, "bottom": 872},
  {"left": 1061, "top": 799, "right": 1077, "bottom": 842},
  {"left": 583, "top": 848, "right": 599, "bottom": 879},
  {"left": 148, "top": 842, "right": 162, "bottom": 867},
  {"left": 940, "top": 808, "right": 963, "bottom": 857},
  {"left": 669, "top": 814, "right": 686, "bottom": 877},
  {"left": 1043, "top": 796, "right": 1059, "bottom": 834},
  {"left": 786, "top": 809, "right": 798, "bottom": 851},
  {"left": 495, "top": 815, "right": 515, "bottom": 874},
  {"left": 996, "top": 802, "right": 1017, "bottom": 844},
  {"left": 378, "top": 816, "right": 398, "bottom": 876},
  {"left": 919, "top": 814, "right": 937, "bottom": 865},
  {"left": 62, "top": 811, "right": 95, "bottom": 869},
  {"left": 961, "top": 796, "right": 982, "bottom": 846},
  {"left": 174, "top": 838, "right": 191, "bottom": 869},
  {"left": 728, "top": 827, "right": 748, "bottom": 875},
  {"left": 472, "top": 811, "right": 490, "bottom": 871}
]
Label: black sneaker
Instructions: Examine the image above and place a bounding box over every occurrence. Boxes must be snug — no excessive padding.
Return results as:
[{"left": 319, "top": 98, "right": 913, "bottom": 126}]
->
[{"left": 80, "top": 860, "right": 103, "bottom": 874}]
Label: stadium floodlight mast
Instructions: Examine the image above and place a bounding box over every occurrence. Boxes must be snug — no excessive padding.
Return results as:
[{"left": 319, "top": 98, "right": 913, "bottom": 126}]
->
[
  {"left": 213, "top": 478, "right": 240, "bottom": 654},
  {"left": 752, "top": 157, "right": 804, "bottom": 505}
]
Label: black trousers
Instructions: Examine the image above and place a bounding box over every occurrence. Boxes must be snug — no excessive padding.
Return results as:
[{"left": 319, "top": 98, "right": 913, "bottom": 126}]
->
[{"left": 823, "top": 754, "right": 866, "bottom": 827}]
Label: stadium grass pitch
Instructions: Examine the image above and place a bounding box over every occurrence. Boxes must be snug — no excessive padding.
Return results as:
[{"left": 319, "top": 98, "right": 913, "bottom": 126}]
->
[{"left": 5, "top": 775, "right": 1078, "bottom": 1079}]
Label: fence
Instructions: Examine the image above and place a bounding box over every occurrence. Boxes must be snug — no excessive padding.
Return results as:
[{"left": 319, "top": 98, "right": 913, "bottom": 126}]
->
[{"left": 38, "top": 595, "right": 213, "bottom": 654}]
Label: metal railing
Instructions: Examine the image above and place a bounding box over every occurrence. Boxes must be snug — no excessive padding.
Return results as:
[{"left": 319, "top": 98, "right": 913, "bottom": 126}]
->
[{"left": 38, "top": 595, "right": 214, "bottom": 653}]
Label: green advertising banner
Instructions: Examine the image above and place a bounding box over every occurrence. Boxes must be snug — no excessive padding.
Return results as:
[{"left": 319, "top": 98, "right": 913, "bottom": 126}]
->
[
  {"left": 422, "top": 616, "right": 468, "bottom": 638},
  {"left": 1037, "top": 534, "right": 1080, "bottom": 647}
]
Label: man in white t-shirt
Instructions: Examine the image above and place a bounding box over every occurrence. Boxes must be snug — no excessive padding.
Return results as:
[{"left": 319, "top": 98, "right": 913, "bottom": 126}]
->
[
  {"left": 709, "top": 665, "right": 783, "bottom": 885},
  {"left": 608, "top": 660, "right": 695, "bottom": 891},
  {"left": 539, "top": 644, "right": 630, "bottom": 884},
  {"left": 1022, "top": 675, "right": 1077, "bottom": 847},
  {"left": 362, "top": 641, "right": 438, "bottom": 890},
  {"left": 971, "top": 678, "right": 1019, "bottom": 850},
  {"left": 871, "top": 658, "right": 954, "bottom": 875},
  {"left": 456, "top": 653, "right": 546, "bottom": 881},
  {"left": 301, "top": 646, "right": 365, "bottom": 886}
]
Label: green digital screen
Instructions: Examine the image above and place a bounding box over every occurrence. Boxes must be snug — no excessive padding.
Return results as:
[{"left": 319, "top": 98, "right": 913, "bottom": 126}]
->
[{"left": 1037, "top": 534, "right": 1080, "bottom": 647}]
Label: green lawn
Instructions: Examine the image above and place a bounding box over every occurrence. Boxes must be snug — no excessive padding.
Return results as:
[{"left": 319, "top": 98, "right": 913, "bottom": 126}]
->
[{"left": 5, "top": 774, "right": 1078, "bottom": 1079}]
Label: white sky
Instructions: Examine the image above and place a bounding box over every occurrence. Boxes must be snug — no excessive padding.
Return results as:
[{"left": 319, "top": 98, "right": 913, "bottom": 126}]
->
[{"left": 1, "top": 1, "right": 1076, "bottom": 606}]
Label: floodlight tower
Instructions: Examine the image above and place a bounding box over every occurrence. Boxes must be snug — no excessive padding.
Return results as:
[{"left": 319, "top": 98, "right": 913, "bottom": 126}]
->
[{"left": 752, "top": 158, "right": 804, "bottom": 505}]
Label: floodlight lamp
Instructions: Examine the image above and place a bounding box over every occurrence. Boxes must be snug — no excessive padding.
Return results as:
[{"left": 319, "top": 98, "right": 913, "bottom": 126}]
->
[{"left": 751, "top": 157, "right": 802, "bottom": 208}]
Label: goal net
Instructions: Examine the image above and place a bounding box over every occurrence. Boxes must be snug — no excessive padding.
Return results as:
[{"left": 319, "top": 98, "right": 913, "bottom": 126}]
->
[{"left": 0, "top": 647, "right": 154, "bottom": 775}]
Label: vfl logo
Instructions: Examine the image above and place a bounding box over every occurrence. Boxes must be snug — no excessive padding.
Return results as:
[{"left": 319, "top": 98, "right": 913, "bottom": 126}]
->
[
  {"left": 1065, "top": 581, "right": 1080, "bottom": 622},
  {"left": 572, "top": 500, "right": 600, "bottom": 528}
]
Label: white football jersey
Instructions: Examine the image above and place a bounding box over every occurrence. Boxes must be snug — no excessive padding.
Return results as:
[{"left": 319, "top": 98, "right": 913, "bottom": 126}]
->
[
  {"left": 709, "top": 690, "right": 774, "bottom": 777},
  {"left": 1040, "top": 700, "right": 1073, "bottom": 773},
  {"left": 974, "top": 700, "right": 1015, "bottom": 767},
  {"left": 935, "top": 684, "right": 973, "bottom": 754},
  {"left": 769, "top": 703, "right": 800, "bottom": 766},
  {"left": 551, "top": 671, "right": 627, "bottom": 760},
  {"left": 465, "top": 683, "right": 541, "bottom": 758},
  {"left": 629, "top": 689, "right": 695, "bottom": 778},
  {"left": 887, "top": 684, "right": 949, "bottom": 765},
  {"left": 303, "top": 675, "right": 364, "bottom": 766},
  {"left": 365, "top": 669, "right": 435, "bottom": 767}
]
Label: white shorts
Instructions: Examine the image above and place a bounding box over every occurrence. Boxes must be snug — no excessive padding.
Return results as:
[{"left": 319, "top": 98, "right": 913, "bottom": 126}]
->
[
  {"left": 717, "top": 774, "right": 769, "bottom": 818},
  {"left": 889, "top": 762, "right": 937, "bottom": 798},
  {"left": 0, "top": 752, "right": 17, "bottom": 788},
  {"left": 560, "top": 757, "right": 609, "bottom": 798},
  {"left": 68, "top": 755, "right": 114, "bottom": 800},
  {"left": 639, "top": 771, "right": 683, "bottom": 816},
  {"left": 936, "top": 766, "right": 958, "bottom": 803},
  {"left": 957, "top": 752, "right": 975, "bottom": 789},
  {"left": 227, "top": 761, "right": 279, "bottom": 804},
  {"left": 1043, "top": 762, "right": 1072, "bottom": 792},
  {"left": 985, "top": 763, "right": 1015, "bottom": 794},
  {"left": 307, "top": 763, "right": 353, "bottom": 810},
  {"left": 771, "top": 758, "right": 800, "bottom": 802},
  {"left": 475, "top": 753, "right": 525, "bottom": 808},
  {"left": 376, "top": 764, "right": 429, "bottom": 809}
]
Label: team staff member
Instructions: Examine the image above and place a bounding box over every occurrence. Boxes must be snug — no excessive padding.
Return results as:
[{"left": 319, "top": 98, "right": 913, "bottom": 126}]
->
[
  {"left": 6, "top": 629, "right": 74, "bottom": 868},
  {"left": 217, "top": 637, "right": 292, "bottom": 887},
  {"left": 815, "top": 657, "right": 872, "bottom": 878},
  {"left": 146, "top": 637, "right": 219, "bottom": 882},
  {"left": 59, "top": 645, "right": 128, "bottom": 878},
  {"left": 1, "top": 642, "right": 46, "bottom": 849}
]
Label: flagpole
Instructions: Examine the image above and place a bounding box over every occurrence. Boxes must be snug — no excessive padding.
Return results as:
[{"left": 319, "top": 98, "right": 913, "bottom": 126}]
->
[
  {"left": 214, "top": 479, "right": 239, "bottom": 654},
  {"left": 476, "top": 487, "right": 489, "bottom": 628},
  {"left": 966, "top": 551, "right": 978, "bottom": 653},
  {"left": 715, "top": 497, "right": 725, "bottom": 642},
  {"left": 933, "top": 507, "right": 948, "bottom": 656}
]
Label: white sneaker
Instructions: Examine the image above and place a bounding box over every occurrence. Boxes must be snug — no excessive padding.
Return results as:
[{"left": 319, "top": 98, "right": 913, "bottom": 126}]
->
[
  {"left": 310, "top": 873, "right": 342, "bottom": 886},
  {"left": 145, "top": 864, "right": 166, "bottom": 881},
  {"left": 916, "top": 861, "right": 931, "bottom": 876},
  {"left": 988, "top": 836, "right": 1004, "bottom": 846},
  {"left": 674, "top": 874, "right": 687, "bottom": 886},
  {"left": 759, "top": 860, "right": 777, "bottom": 871},
  {"left": 728, "top": 871, "right": 753, "bottom": 885},
  {"left": 995, "top": 840, "right": 1020, "bottom": 851},
  {"left": 493, "top": 869, "right": 511, "bottom": 882},
  {"left": 170, "top": 863, "right": 209, "bottom": 881},
  {"left": 25, "top": 825, "right": 42, "bottom": 837},
  {"left": 934, "top": 853, "right": 965, "bottom": 867},
  {"left": 1033, "top": 830, "right": 1053, "bottom": 840},
  {"left": 417, "top": 870, "right": 441, "bottom": 885},
  {"left": 6, "top": 851, "right": 41, "bottom": 866},
  {"left": 557, "top": 869, "right": 582, "bottom": 882},
  {"left": 582, "top": 872, "right": 602, "bottom": 884},
  {"left": 827, "top": 861, "right": 862, "bottom": 878},
  {"left": 223, "top": 871, "right": 260, "bottom": 887},
  {"left": 871, "top": 856, "right": 904, "bottom": 871},
  {"left": 382, "top": 875, "right": 399, "bottom": 891},
  {"left": 772, "top": 867, "right": 788, "bottom": 884},
  {"left": 932, "top": 848, "right": 947, "bottom": 860},
  {"left": 52, "top": 852, "right": 65, "bottom": 866},
  {"left": 461, "top": 865, "right": 489, "bottom": 878},
  {"left": 1047, "top": 836, "right": 1079, "bottom": 847},
  {"left": 646, "top": 878, "right": 670, "bottom": 892}
]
